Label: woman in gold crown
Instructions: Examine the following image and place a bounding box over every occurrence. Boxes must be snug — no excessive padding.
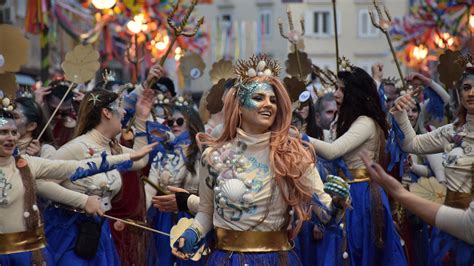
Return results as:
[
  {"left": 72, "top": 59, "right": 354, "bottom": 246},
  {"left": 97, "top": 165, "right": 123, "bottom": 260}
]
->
[{"left": 171, "top": 55, "right": 350, "bottom": 265}]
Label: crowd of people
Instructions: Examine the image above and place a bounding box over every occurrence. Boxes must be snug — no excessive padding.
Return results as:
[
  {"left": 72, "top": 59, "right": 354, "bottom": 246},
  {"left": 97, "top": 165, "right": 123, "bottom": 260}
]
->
[{"left": 0, "top": 48, "right": 473, "bottom": 266}]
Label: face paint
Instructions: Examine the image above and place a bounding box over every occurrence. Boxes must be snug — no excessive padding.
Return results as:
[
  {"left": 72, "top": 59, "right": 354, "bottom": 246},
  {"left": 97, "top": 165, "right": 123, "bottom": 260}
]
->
[{"left": 238, "top": 82, "right": 274, "bottom": 110}]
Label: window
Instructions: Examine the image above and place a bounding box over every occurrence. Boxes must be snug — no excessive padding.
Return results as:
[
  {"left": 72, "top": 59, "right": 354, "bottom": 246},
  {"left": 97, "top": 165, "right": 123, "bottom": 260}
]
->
[
  {"left": 306, "top": 9, "right": 339, "bottom": 37},
  {"left": 259, "top": 10, "right": 271, "bottom": 37},
  {"left": 0, "top": 0, "right": 14, "bottom": 24},
  {"left": 358, "top": 9, "right": 379, "bottom": 38}
]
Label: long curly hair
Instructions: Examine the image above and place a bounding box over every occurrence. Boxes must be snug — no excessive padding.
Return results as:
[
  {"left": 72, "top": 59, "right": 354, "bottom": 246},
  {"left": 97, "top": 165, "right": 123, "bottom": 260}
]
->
[{"left": 197, "top": 76, "right": 314, "bottom": 238}]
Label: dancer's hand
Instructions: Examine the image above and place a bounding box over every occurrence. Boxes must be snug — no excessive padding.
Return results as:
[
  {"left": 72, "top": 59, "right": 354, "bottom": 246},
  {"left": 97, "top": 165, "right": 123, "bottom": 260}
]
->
[
  {"left": 152, "top": 186, "right": 189, "bottom": 212},
  {"left": 172, "top": 228, "right": 201, "bottom": 260},
  {"left": 371, "top": 62, "right": 384, "bottom": 81},
  {"left": 135, "top": 88, "right": 155, "bottom": 120},
  {"left": 144, "top": 64, "right": 166, "bottom": 89},
  {"left": 26, "top": 140, "right": 41, "bottom": 156},
  {"left": 406, "top": 72, "right": 431, "bottom": 86},
  {"left": 391, "top": 93, "right": 416, "bottom": 113},
  {"left": 129, "top": 142, "right": 158, "bottom": 161},
  {"left": 34, "top": 87, "right": 51, "bottom": 105},
  {"left": 360, "top": 150, "right": 404, "bottom": 194},
  {"left": 84, "top": 195, "right": 104, "bottom": 216}
]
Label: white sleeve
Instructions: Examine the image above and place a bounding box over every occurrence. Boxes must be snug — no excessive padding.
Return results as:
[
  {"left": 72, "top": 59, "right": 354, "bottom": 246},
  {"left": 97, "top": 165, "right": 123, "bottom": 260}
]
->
[
  {"left": 425, "top": 153, "right": 447, "bottom": 183},
  {"left": 435, "top": 202, "right": 474, "bottom": 244},
  {"left": 392, "top": 110, "right": 448, "bottom": 154},
  {"left": 308, "top": 116, "right": 375, "bottom": 160},
  {"left": 145, "top": 162, "right": 159, "bottom": 210},
  {"left": 191, "top": 151, "right": 214, "bottom": 238}
]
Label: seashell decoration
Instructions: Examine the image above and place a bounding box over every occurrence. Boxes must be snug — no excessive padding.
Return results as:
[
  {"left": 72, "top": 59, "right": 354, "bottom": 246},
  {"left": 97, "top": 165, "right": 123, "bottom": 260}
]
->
[{"left": 221, "top": 179, "right": 247, "bottom": 202}]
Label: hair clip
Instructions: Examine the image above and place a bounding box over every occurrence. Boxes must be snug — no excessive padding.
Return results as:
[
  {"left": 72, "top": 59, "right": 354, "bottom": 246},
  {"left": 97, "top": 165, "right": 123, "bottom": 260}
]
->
[{"left": 88, "top": 93, "right": 101, "bottom": 106}]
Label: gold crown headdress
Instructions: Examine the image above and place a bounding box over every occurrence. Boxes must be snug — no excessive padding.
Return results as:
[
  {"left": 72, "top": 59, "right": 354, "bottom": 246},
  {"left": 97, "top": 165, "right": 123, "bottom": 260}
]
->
[
  {"left": 234, "top": 55, "right": 281, "bottom": 105},
  {"left": 234, "top": 54, "right": 281, "bottom": 83},
  {"left": 438, "top": 50, "right": 472, "bottom": 90},
  {"left": 311, "top": 64, "right": 337, "bottom": 97},
  {"left": 382, "top": 76, "right": 400, "bottom": 86},
  {"left": 338, "top": 57, "right": 355, "bottom": 73}
]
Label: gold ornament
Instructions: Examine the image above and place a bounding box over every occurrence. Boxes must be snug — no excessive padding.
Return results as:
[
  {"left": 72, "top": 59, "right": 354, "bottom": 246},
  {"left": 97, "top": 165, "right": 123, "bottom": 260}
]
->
[
  {"left": 179, "top": 52, "right": 206, "bottom": 80},
  {"left": 209, "top": 59, "right": 234, "bottom": 85},
  {"left": 61, "top": 44, "right": 100, "bottom": 84},
  {"left": 0, "top": 24, "right": 30, "bottom": 74},
  {"left": 234, "top": 54, "right": 281, "bottom": 83}
]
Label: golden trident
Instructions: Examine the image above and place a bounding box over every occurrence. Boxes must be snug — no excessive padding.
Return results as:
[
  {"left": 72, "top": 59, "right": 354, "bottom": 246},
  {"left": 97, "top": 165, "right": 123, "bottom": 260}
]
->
[
  {"left": 369, "top": 0, "right": 407, "bottom": 89},
  {"left": 149, "top": 0, "right": 204, "bottom": 87},
  {"left": 160, "top": 0, "right": 203, "bottom": 66},
  {"left": 278, "top": 7, "right": 305, "bottom": 79}
]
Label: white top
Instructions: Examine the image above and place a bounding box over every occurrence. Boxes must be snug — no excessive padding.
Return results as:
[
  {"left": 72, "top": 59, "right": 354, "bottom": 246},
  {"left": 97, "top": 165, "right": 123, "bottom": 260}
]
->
[
  {"left": 0, "top": 153, "right": 130, "bottom": 233},
  {"left": 308, "top": 116, "right": 381, "bottom": 168},
  {"left": 146, "top": 145, "right": 200, "bottom": 210},
  {"left": 393, "top": 111, "right": 474, "bottom": 193},
  {"left": 192, "top": 129, "right": 334, "bottom": 237},
  {"left": 436, "top": 201, "right": 474, "bottom": 244},
  {"left": 52, "top": 120, "right": 149, "bottom": 197}
]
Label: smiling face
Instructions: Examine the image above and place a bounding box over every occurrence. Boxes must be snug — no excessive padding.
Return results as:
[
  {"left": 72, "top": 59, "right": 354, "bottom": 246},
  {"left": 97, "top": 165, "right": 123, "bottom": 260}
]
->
[
  {"left": 0, "top": 118, "right": 19, "bottom": 157},
  {"left": 461, "top": 75, "right": 474, "bottom": 114},
  {"left": 239, "top": 82, "right": 277, "bottom": 134},
  {"left": 407, "top": 103, "right": 420, "bottom": 127}
]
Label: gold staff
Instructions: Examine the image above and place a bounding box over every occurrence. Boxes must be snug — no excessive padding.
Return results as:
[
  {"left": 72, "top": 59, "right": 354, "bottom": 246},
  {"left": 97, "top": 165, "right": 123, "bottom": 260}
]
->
[{"left": 369, "top": 0, "right": 407, "bottom": 89}]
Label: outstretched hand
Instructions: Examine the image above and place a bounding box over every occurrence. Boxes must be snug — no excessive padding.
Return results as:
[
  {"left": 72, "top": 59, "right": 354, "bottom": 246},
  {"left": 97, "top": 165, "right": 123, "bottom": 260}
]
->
[
  {"left": 130, "top": 142, "right": 158, "bottom": 161},
  {"left": 135, "top": 88, "right": 156, "bottom": 120},
  {"left": 359, "top": 149, "right": 403, "bottom": 194}
]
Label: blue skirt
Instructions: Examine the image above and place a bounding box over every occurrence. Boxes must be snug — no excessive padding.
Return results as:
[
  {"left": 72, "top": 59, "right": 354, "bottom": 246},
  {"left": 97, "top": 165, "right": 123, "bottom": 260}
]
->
[
  {"left": 207, "top": 249, "right": 301, "bottom": 266},
  {"left": 345, "top": 182, "right": 407, "bottom": 266},
  {"left": 430, "top": 228, "right": 474, "bottom": 265},
  {"left": 294, "top": 218, "right": 345, "bottom": 266},
  {"left": 147, "top": 208, "right": 203, "bottom": 266},
  {"left": 0, "top": 249, "right": 52, "bottom": 266},
  {"left": 43, "top": 206, "right": 120, "bottom": 266}
]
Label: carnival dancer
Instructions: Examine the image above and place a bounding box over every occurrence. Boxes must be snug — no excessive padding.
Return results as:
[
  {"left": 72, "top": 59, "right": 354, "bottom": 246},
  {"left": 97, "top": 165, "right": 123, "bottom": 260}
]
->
[
  {"left": 0, "top": 106, "right": 153, "bottom": 265},
  {"left": 391, "top": 57, "right": 474, "bottom": 265},
  {"left": 44, "top": 88, "right": 156, "bottom": 265},
  {"left": 172, "top": 55, "right": 350, "bottom": 265},
  {"left": 146, "top": 103, "right": 205, "bottom": 266},
  {"left": 307, "top": 61, "right": 408, "bottom": 266}
]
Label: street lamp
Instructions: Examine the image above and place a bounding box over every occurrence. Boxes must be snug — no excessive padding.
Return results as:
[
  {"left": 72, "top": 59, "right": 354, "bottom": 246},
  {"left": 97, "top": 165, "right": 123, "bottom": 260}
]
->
[{"left": 91, "top": 0, "right": 116, "bottom": 10}]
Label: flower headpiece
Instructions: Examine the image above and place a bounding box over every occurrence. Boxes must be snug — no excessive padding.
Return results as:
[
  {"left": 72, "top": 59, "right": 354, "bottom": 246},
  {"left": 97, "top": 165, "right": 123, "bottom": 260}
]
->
[
  {"left": 234, "top": 55, "right": 282, "bottom": 105},
  {"left": 338, "top": 57, "right": 355, "bottom": 73},
  {"left": 0, "top": 92, "right": 14, "bottom": 126}
]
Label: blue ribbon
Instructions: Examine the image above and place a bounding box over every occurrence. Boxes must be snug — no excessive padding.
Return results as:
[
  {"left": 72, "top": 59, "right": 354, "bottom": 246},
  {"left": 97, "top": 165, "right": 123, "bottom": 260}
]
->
[
  {"left": 385, "top": 115, "right": 407, "bottom": 177},
  {"left": 69, "top": 151, "right": 133, "bottom": 182},
  {"left": 378, "top": 83, "right": 387, "bottom": 114},
  {"left": 424, "top": 87, "right": 444, "bottom": 121},
  {"left": 146, "top": 121, "right": 191, "bottom": 166}
]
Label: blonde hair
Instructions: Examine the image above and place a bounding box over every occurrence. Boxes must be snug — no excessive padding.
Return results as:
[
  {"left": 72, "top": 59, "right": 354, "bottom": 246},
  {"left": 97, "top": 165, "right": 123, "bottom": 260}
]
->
[{"left": 198, "top": 76, "right": 314, "bottom": 238}]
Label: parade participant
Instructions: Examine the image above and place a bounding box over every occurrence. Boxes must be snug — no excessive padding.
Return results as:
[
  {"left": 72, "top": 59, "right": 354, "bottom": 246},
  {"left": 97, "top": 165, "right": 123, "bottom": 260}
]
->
[
  {"left": 315, "top": 93, "right": 337, "bottom": 130},
  {"left": 146, "top": 103, "right": 205, "bottom": 266},
  {"left": 391, "top": 58, "right": 474, "bottom": 265},
  {"left": 13, "top": 96, "right": 98, "bottom": 210},
  {"left": 36, "top": 79, "right": 78, "bottom": 146},
  {"left": 308, "top": 61, "right": 408, "bottom": 265},
  {"left": 0, "top": 107, "right": 153, "bottom": 265},
  {"left": 44, "top": 88, "right": 156, "bottom": 265},
  {"left": 295, "top": 92, "right": 324, "bottom": 140},
  {"left": 172, "top": 55, "right": 350, "bottom": 265},
  {"left": 360, "top": 152, "right": 473, "bottom": 245}
]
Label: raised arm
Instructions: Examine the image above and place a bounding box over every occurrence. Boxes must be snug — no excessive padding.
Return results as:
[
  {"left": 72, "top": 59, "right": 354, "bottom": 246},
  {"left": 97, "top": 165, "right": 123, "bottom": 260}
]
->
[
  {"left": 392, "top": 109, "right": 448, "bottom": 154},
  {"left": 308, "top": 116, "right": 375, "bottom": 160}
]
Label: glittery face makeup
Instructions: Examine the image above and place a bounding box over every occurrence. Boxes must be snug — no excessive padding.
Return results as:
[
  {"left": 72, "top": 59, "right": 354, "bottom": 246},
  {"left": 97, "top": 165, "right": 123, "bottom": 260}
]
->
[
  {"left": 12, "top": 104, "right": 28, "bottom": 138},
  {"left": 239, "top": 82, "right": 278, "bottom": 134},
  {"left": 239, "top": 82, "right": 275, "bottom": 110}
]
